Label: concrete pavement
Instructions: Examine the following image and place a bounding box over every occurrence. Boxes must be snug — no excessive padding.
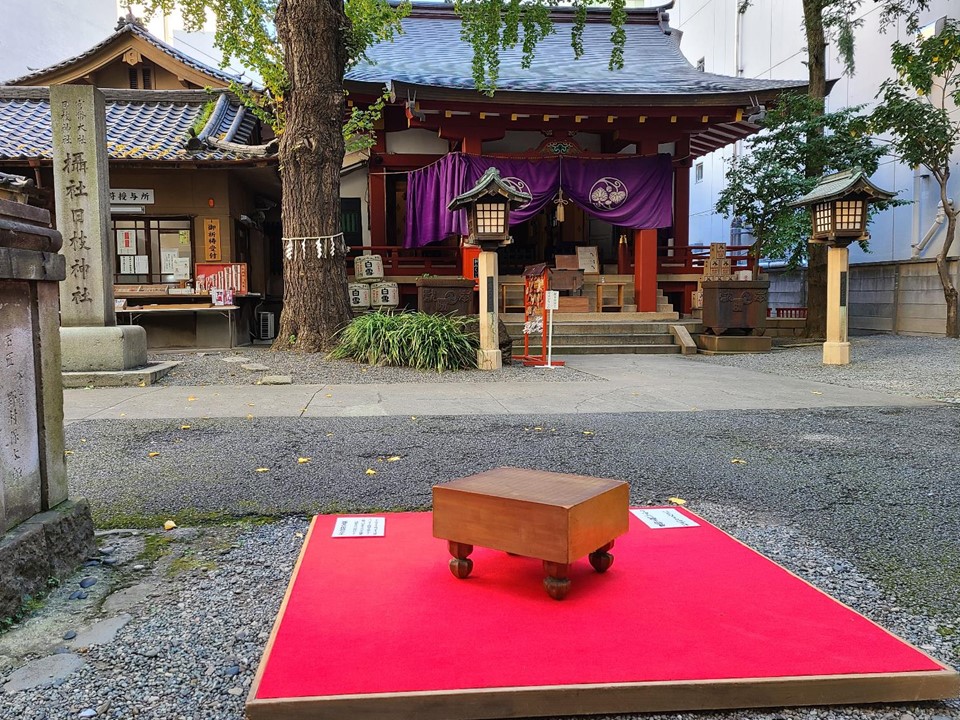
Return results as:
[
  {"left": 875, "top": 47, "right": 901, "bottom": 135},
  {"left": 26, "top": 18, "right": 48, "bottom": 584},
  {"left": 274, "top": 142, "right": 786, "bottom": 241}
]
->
[{"left": 63, "top": 354, "right": 935, "bottom": 423}]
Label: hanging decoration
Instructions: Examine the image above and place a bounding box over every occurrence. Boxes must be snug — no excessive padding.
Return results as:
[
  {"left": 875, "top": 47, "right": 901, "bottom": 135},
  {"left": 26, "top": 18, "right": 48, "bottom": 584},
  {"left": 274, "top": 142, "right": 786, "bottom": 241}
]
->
[{"left": 554, "top": 187, "right": 569, "bottom": 223}]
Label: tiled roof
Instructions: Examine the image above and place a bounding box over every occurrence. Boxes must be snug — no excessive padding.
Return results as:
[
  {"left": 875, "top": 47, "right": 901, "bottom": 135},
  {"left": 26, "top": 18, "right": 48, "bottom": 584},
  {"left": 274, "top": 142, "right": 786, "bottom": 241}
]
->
[
  {"left": 791, "top": 168, "right": 896, "bottom": 206},
  {"left": 0, "top": 88, "right": 268, "bottom": 163},
  {"left": 347, "top": 3, "right": 806, "bottom": 102},
  {"left": 3, "top": 22, "right": 255, "bottom": 89}
]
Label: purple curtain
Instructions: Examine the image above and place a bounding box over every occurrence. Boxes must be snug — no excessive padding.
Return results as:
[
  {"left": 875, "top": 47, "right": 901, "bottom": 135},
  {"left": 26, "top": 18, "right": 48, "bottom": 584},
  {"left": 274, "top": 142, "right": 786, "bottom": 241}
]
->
[
  {"left": 462, "top": 155, "right": 561, "bottom": 225},
  {"left": 561, "top": 155, "right": 673, "bottom": 230},
  {"left": 405, "top": 153, "right": 673, "bottom": 248},
  {"left": 404, "top": 153, "right": 470, "bottom": 249}
]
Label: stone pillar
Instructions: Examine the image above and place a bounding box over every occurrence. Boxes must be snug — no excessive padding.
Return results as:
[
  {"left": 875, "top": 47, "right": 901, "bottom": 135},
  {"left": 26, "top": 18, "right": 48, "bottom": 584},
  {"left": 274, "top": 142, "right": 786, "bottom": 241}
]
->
[
  {"left": 476, "top": 249, "right": 501, "bottom": 370},
  {"left": 50, "top": 86, "right": 147, "bottom": 372},
  {"left": 50, "top": 85, "right": 114, "bottom": 327},
  {"left": 823, "top": 245, "right": 851, "bottom": 365},
  {"left": 0, "top": 196, "right": 95, "bottom": 618}
]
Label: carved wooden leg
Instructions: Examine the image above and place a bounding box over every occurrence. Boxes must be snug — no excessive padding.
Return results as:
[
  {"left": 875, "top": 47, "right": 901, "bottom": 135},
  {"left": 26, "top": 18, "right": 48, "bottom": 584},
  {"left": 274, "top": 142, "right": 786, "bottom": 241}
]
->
[
  {"left": 448, "top": 541, "right": 474, "bottom": 579},
  {"left": 589, "top": 541, "right": 615, "bottom": 573},
  {"left": 542, "top": 560, "right": 571, "bottom": 600}
]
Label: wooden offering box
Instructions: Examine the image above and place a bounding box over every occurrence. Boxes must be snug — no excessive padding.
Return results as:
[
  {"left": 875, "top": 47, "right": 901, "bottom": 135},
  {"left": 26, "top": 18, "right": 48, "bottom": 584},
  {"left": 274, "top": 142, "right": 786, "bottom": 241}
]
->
[{"left": 433, "top": 468, "right": 629, "bottom": 599}]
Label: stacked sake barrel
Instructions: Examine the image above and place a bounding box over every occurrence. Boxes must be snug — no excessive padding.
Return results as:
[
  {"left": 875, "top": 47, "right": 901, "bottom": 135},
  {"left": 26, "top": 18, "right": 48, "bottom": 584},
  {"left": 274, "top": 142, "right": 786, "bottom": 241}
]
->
[{"left": 350, "top": 254, "right": 399, "bottom": 311}]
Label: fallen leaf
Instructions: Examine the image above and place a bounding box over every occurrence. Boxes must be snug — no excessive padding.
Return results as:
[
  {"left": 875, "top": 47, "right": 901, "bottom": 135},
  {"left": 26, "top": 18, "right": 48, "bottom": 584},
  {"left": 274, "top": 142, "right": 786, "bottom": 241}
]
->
[
  {"left": 811, "top": 391, "right": 823, "bottom": 395},
  {"left": 147, "top": 451, "right": 160, "bottom": 458},
  {"left": 387, "top": 456, "right": 401, "bottom": 462},
  {"left": 163, "top": 520, "right": 177, "bottom": 531},
  {"left": 254, "top": 467, "right": 270, "bottom": 473},
  {"left": 731, "top": 458, "right": 747, "bottom": 465},
  {"left": 247, "top": 403, "right": 255, "bottom": 407},
  {"left": 325, "top": 394, "right": 333, "bottom": 398},
  {"left": 295, "top": 532, "right": 304, "bottom": 539},
  {"left": 80, "top": 438, "right": 87, "bottom": 443},
  {"left": 534, "top": 426, "right": 543, "bottom": 431},
  {"left": 668, "top": 497, "right": 687, "bottom": 505},
  {"left": 410, "top": 416, "right": 417, "bottom": 421},
  {"left": 298, "top": 457, "right": 311, "bottom": 464},
  {"left": 64, "top": 450, "right": 74, "bottom": 456},
  {"left": 201, "top": 416, "right": 210, "bottom": 420},
  {"left": 582, "top": 431, "right": 594, "bottom": 436},
  {"left": 246, "top": 414, "right": 254, "bottom": 420},
  {"left": 365, "top": 468, "right": 377, "bottom": 475},
  {"left": 137, "top": 381, "right": 146, "bottom": 388},
  {"left": 119, "top": 413, "right": 126, "bottom": 417},
  {"left": 180, "top": 425, "right": 191, "bottom": 430},
  {"left": 187, "top": 396, "right": 196, "bottom": 402},
  {"left": 326, "top": 433, "right": 333, "bottom": 437}
]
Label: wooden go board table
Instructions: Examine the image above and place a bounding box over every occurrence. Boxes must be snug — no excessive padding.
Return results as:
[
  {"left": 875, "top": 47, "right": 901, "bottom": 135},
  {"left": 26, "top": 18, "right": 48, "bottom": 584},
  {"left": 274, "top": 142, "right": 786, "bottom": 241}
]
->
[{"left": 432, "top": 468, "right": 629, "bottom": 599}]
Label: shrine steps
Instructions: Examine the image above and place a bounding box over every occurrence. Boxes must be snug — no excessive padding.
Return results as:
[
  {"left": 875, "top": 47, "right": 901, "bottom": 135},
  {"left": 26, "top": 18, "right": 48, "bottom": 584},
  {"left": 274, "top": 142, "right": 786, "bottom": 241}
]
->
[{"left": 502, "top": 317, "right": 702, "bottom": 355}]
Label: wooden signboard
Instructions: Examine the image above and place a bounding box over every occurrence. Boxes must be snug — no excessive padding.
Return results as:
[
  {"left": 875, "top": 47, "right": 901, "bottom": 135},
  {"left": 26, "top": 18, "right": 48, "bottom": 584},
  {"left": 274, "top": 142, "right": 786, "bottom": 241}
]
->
[
  {"left": 202, "top": 217, "right": 222, "bottom": 261},
  {"left": 576, "top": 246, "right": 600, "bottom": 274}
]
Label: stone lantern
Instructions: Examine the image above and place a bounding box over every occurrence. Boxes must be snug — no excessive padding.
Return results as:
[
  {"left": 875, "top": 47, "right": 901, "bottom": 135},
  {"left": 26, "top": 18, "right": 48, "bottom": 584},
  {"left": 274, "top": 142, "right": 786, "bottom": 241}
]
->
[
  {"left": 791, "top": 168, "right": 895, "bottom": 365},
  {"left": 449, "top": 168, "right": 531, "bottom": 370}
]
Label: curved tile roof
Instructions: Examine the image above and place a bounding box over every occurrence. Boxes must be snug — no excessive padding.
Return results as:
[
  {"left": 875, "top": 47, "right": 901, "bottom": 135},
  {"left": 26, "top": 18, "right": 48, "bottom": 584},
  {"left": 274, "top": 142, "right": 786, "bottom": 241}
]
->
[
  {"left": 347, "top": 4, "right": 805, "bottom": 101},
  {"left": 3, "top": 21, "right": 257, "bottom": 89},
  {"left": 0, "top": 88, "right": 268, "bottom": 162}
]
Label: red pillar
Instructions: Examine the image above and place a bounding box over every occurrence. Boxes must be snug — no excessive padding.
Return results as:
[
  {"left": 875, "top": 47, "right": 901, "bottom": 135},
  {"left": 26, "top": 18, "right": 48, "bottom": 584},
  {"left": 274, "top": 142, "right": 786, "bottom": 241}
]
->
[
  {"left": 368, "top": 134, "right": 388, "bottom": 245},
  {"left": 673, "top": 137, "right": 690, "bottom": 250},
  {"left": 634, "top": 228, "right": 658, "bottom": 311}
]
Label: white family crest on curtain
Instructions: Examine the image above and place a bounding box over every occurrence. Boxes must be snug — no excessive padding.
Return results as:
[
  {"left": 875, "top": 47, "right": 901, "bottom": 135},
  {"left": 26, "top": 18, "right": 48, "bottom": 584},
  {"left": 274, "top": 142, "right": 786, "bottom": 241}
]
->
[
  {"left": 589, "top": 177, "right": 629, "bottom": 210},
  {"left": 501, "top": 177, "right": 533, "bottom": 209}
]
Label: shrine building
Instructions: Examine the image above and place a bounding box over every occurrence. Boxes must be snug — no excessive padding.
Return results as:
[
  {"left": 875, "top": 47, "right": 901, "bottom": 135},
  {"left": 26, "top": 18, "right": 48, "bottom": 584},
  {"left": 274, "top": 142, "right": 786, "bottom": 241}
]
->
[{"left": 342, "top": 0, "right": 806, "bottom": 320}]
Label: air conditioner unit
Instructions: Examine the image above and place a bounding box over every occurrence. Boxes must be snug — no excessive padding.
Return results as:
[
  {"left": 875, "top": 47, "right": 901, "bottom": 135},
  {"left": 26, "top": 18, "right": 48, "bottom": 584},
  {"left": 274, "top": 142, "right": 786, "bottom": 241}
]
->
[{"left": 258, "top": 311, "right": 276, "bottom": 341}]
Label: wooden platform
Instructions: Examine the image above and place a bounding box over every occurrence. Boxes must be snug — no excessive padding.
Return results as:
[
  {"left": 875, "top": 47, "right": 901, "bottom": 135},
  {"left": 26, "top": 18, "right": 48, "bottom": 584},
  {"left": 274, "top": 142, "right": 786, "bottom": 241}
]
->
[{"left": 247, "top": 510, "right": 958, "bottom": 720}]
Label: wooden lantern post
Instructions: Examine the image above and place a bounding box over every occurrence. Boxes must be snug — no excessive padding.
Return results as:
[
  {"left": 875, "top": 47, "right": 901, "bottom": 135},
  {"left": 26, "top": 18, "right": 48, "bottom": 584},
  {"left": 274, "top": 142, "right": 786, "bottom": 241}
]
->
[
  {"left": 791, "top": 169, "right": 895, "bottom": 365},
  {"left": 449, "top": 168, "right": 531, "bottom": 370}
]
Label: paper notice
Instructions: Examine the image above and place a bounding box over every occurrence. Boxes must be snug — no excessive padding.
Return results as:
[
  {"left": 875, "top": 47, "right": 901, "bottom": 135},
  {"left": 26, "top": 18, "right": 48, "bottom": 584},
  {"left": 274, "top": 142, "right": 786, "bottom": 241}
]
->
[
  {"left": 161, "top": 250, "right": 177, "bottom": 274},
  {"left": 331, "top": 517, "right": 385, "bottom": 538},
  {"left": 134, "top": 255, "right": 149, "bottom": 274},
  {"left": 120, "top": 255, "right": 136, "bottom": 274},
  {"left": 631, "top": 508, "right": 700, "bottom": 529}
]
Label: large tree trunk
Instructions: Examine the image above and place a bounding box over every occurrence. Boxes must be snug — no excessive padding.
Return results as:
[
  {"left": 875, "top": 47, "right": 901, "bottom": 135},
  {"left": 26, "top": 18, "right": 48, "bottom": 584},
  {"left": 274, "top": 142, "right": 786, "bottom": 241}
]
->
[
  {"left": 803, "top": 0, "right": 828, "bottom": 339},
  {"left": 273, "top": 0, "right": 352, "bottom": 352}
]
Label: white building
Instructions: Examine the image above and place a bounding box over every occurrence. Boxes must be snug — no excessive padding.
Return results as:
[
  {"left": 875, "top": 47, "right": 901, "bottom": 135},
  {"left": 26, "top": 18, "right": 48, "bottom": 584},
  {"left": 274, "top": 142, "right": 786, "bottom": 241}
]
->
[{"left": 673, "top": 0, "right": 960, "bottom": 333}]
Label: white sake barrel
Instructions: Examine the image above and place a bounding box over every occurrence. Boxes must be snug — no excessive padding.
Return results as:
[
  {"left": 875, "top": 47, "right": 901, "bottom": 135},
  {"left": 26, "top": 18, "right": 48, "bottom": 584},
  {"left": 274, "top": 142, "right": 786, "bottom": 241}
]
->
[
  {"left": 354, "top": 254, "right": 384, "bottom": 283},
  {"left": 370, "top": 282, "right": 399, "bottom": 308},
  {"left": 348, "top": 283, "right": 370, "bottom": 309}
]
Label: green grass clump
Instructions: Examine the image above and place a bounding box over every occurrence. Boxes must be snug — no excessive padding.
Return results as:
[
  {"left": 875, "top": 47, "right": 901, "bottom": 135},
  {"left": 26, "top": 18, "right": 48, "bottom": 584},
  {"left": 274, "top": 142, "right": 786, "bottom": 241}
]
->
[{"left": 330, "top": 311, "right": 478, "bottom": 372}]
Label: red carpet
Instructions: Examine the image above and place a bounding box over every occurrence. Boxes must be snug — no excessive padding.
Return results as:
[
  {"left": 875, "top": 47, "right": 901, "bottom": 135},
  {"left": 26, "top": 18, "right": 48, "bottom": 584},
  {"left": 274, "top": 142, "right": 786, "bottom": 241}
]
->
[{"left": 249, "top": 510, "right": 957, "bottom": 718}]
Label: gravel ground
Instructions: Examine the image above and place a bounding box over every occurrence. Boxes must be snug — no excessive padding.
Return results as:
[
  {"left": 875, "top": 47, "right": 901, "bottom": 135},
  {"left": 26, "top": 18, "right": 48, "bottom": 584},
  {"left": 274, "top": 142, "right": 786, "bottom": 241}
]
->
[
  {"left": 3, "top": 335, "right": 959, "bottom": 720},
  {"left": 152, "top": 347, "right": 599, "bottom": 385},
  {"left": 685, "top": 335, "right": 960, "bottom": 403}
]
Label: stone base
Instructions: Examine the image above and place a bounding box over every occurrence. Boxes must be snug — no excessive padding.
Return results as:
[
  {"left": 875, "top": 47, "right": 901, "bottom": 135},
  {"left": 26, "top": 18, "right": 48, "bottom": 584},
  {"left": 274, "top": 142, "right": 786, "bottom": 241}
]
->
[
  {"left": 0, "top": 499, "right": 95, "bottom": 619},
  {"left": 62, "top": 360, "right": 179, "bottom": 388},
  {"left": 696, "top": 334, "right": 773, "bottom": 354},
  {"left": 822, "top": 341, "right": 851, "bottom": 365},
  {"left": 61, "top": 325, "right": 147, "bottom": 372},
  {"left": 477, "top": 348, "right": 502, "bottom": 371}
]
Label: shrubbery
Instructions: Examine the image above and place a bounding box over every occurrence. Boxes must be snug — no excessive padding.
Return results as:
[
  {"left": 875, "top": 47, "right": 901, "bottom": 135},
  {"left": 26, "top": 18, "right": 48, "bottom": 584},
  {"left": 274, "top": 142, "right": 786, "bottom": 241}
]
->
[{"left": 330, "top": 311, "right": 479, "bottom": 372}]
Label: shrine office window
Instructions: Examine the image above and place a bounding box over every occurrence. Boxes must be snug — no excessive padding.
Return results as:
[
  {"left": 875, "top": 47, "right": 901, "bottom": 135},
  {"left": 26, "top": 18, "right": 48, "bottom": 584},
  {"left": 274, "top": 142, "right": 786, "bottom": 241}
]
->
[
  {"left": 341, "top": 198, "right": 363, "bottom": 247},
  {"left": 695, "top": 162, "right": 704, "bottom": 184},
  {"left": 111, "top": 217, "right": 193, "bottom": 284}
]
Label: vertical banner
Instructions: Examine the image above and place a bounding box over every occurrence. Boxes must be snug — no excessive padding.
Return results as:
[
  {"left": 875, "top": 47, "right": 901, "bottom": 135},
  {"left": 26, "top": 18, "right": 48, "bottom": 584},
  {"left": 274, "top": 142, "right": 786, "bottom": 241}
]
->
[{"left": 203, "top": 218, "right": 222, "bottom": 261}]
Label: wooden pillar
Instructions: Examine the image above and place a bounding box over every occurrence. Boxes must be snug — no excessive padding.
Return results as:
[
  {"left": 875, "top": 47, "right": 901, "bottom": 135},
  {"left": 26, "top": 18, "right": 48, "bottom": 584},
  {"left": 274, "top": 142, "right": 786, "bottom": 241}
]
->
[
  {"left": 634, "top": 228, "right": 658, "bottom": 312},
  {"left": 368, "top": 133, "right": 388, "bottom": 245},
  {"left": 476, "top": 249, "right": 501, "bottom": 370},
  {"left": 673, "top": 137, "right": 690, "bottom": 250},
  {"left": 822, "top": 245, "right": 850, "bottom": 365},
  {"left": 461, "top": 132, "right": 484, "bottom": 155}
]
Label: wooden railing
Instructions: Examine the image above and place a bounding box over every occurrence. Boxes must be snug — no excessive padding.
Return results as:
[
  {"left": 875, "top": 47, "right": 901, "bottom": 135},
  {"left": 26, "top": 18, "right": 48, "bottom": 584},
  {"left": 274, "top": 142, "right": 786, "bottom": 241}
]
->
[
  {"left": 346, "top": 245, "right": 460, "bottom": 277},
  {"left": 657, "top": 245, "right": 758, "bottom": 274},
  {"left": 768, "top": 307, "right": 808, "bottom": 319}
]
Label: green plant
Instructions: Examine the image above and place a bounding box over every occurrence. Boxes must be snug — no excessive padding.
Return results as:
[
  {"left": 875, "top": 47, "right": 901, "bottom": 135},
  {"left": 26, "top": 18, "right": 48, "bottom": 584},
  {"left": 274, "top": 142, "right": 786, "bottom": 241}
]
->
[{"left": 330, "top": 311, "right": 479, "bottom": 372}]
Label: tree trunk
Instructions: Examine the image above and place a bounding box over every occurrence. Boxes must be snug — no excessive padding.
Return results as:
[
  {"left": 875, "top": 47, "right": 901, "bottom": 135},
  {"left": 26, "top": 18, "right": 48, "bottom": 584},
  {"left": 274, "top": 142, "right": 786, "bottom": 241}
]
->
[
  {"left": 273, "top": 0, "right": 352, "bottom": 352},
  {"left": 803, "top": 0, "right": 828, "bottom": 339},
  {"left": 937, "top": 210, "right": 959, "bottom": 338}
]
